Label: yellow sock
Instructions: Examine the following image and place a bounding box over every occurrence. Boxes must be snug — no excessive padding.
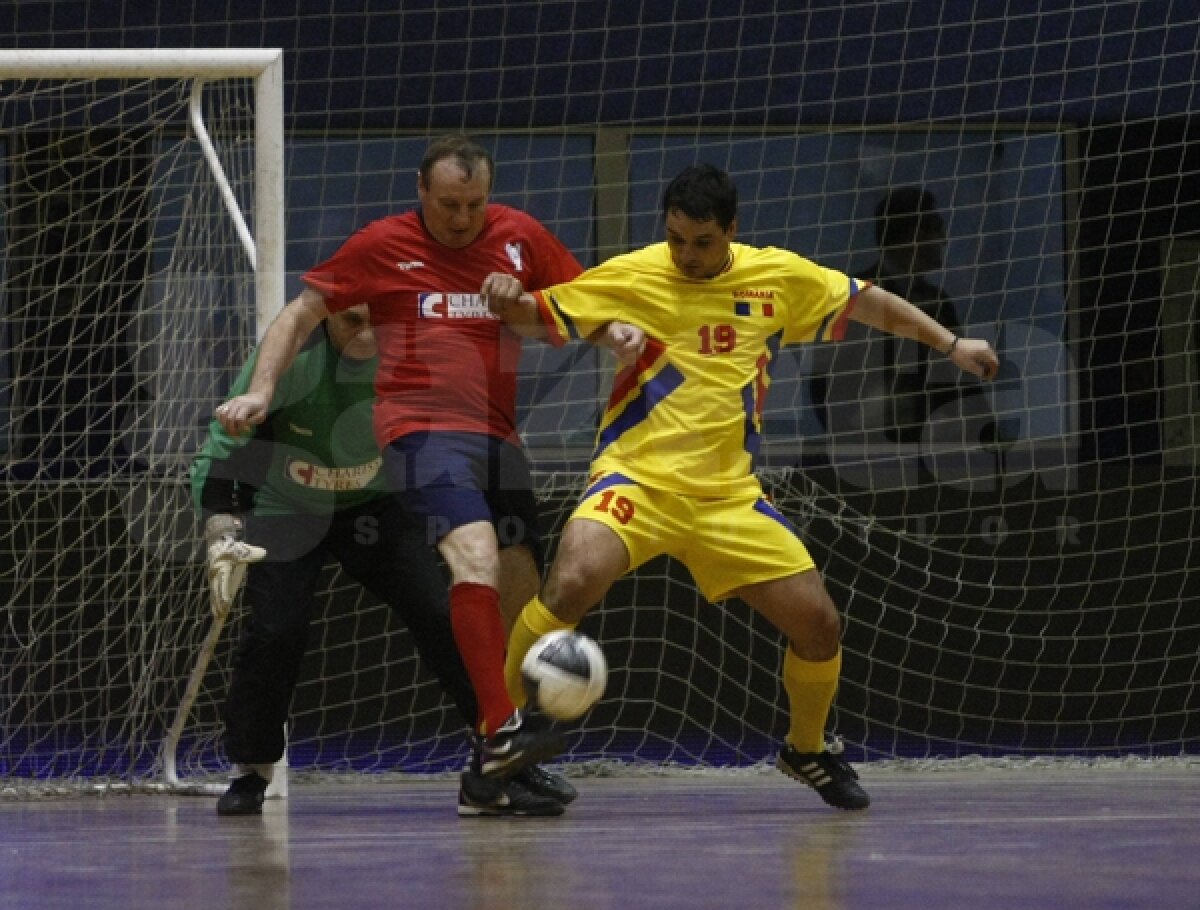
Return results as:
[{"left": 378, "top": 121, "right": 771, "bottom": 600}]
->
[
  {"left": 504, "top": 596, "right": 575, "bottom": 706},
  {"left": 782, "top": 647, "right": 842, "bottom": 753}
]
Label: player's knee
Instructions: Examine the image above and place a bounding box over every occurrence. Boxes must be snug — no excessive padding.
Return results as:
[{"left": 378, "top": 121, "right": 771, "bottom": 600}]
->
[
  {"left": 813, "top": 603, "right": 843, "bottom": 648},
  {"left": 791, "top": 597, "right": 842, "bottom": 657},
  {"left": 806, "top": 602, "right": 844, "bottom": 653},
  {"left": 542, "top": 563, "right": 605, "bottom": 624}
]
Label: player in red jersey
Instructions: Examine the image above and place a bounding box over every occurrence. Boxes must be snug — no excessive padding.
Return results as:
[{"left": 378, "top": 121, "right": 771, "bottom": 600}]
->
[{"left": 216, "top": 135, "right": 635, "bottom": 813}]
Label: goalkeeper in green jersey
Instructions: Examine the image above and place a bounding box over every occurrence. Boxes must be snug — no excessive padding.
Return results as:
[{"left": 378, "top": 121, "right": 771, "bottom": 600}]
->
[
  {"left": 192, "top": 305, "right": 570, "bottom": 817},
  {"left": 484, "top": 164, "right": 998, "bottom": 811}
]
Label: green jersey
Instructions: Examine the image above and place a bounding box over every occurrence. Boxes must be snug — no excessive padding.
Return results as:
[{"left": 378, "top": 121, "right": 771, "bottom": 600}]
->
[{"left": 191, "top": 327, "right": 385, "bottom": 516}]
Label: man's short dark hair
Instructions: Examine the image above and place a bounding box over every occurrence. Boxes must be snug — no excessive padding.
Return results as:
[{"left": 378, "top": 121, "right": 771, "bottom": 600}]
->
[
  {"left": 875, "top": 186, "right": 943, "bottom": 247},
  {"left": 419, "top": 134, "right": 494, "bottom": 189},
  {"left": 662, "top": 164, "right": 738, "bottom": 230}
]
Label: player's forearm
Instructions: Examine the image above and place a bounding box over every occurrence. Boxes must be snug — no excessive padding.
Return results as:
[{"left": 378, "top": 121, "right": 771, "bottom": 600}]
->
[
  {"left": 850, "top": 285, "right": 957, "bottom": 354},
  {"left": 247, "top": 289, "right": 327, "bottom": 397},
  {"left": 480, "top": 271, "right": 547, "bottom": 339},
  {"left": 491, "top": 291, "right": 547, "bottom": 339}
]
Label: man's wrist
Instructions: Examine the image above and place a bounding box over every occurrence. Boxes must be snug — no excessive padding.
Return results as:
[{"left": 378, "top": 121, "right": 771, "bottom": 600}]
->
[
  {"left": 205, "top": 513, "right": 244, "bottom": 546},
  {"left": 943, "top": 335, "right": 959, "bottom": 356}
]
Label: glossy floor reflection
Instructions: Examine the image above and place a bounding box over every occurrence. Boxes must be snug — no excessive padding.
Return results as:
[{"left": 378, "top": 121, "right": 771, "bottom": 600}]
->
[{"left": 3, "top": 766, "right": 1197, "bottom": 909}]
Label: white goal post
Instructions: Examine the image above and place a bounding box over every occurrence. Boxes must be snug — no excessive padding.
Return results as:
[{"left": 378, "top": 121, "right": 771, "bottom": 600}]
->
[{"left": 0, "top": 49, "right": 285, "bottom": 797}]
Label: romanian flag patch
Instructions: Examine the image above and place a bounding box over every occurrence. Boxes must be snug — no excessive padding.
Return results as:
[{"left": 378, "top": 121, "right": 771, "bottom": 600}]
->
[{"left": 734, "top": 301, "right": 775, "bottom": 317}]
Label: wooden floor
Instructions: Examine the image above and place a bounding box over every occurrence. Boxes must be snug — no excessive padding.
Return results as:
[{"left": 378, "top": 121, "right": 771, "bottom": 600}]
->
[{"left": 3, "top": 765, "right": 1197, "bottom": 909}]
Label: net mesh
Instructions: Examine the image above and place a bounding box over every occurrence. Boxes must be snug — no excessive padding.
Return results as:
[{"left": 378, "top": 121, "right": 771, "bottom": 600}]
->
[
  {"left": 2, "top": 3, "right": 1199, "bottom": 796},
  {"left": 0, "top": 72, "right": 259, "bottom": 792}
]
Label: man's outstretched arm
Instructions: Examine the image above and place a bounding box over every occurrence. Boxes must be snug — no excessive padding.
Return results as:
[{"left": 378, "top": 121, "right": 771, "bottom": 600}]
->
[
  {"left": 850, "top": 284, "right": 998, "bottom": 380},
  {"left": 215, "top": 287, "right": 331, "bottom": 435},
  {"left": 482, "top": 271, "right": 645, "bottom": 366}
]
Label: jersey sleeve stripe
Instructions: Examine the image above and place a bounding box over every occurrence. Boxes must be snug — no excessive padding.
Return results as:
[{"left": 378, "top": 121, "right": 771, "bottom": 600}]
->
[
  {"left": 812, "top": 277, "right": 866, "bottom": 343},
  {"left": 815, "top": 299, "right": 848, "bottom": 342},
  {"left": 831, "top": 278, "right": 867, "bottom": 340},
  {"left": 533, "top": 289, "right": 577, "bottom": 346}
]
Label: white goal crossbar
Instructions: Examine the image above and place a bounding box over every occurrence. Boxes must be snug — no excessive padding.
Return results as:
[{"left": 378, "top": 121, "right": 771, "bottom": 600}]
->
[{"left": 0, "top": 48, "right": 286, "bottom": 338}]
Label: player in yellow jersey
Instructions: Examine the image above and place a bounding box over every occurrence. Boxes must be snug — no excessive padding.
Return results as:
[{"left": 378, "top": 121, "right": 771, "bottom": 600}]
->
[{"left": 482, "top": 164, "right": 999, "bottom": 810}]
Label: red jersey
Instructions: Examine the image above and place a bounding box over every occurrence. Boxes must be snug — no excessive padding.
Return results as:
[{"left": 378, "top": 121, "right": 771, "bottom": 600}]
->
[{"left": 303, "top": 205, "right": 583, "bottom": 446}]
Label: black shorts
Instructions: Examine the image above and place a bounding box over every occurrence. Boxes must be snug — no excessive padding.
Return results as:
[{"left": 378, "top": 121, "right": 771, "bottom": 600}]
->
[{"left": 382, "top": 431, "right": 543, "bottom": 567}]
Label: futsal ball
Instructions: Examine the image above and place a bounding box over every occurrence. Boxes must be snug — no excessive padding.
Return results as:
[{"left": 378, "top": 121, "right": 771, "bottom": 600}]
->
[{"left": 521, "top": 630, "right": 608, "bottom": 721}]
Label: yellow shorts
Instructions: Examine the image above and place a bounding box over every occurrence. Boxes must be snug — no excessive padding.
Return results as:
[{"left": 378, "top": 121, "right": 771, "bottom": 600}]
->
[{"left": 570, "top": 471, "right": 816, "bottom": 602}]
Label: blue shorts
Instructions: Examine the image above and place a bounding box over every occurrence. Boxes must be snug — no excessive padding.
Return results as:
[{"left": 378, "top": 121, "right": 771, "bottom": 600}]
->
[{"left": 382, "top": 431, "right": 543, "bottom": 566}]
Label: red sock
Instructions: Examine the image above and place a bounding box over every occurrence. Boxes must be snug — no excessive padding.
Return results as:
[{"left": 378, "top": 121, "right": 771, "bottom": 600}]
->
[{"left": 449, "top": 581, "right": 515, "bottom": 734}]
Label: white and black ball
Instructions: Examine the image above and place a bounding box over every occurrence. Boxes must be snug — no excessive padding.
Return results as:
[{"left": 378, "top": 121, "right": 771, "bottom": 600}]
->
[{"left": 521, "top": 630, "right": 608, "bottom": 721}]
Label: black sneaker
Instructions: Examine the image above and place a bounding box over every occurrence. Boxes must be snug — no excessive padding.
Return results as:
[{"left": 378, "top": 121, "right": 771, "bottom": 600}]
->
[
  {"left": 216, "top": 772, "right": 269, "bottom": 816},
  {"left": 514, "top": 764, "right": 578, "bottom": 805},
  {"left": 776, "top": 739, "right": 870, "bottom": 810},
  {"left": 458, "top": 767, "right": 565, "bottom": 817},
  {"left": 479, "top": 709, "right": 565, "bottom": 779}
]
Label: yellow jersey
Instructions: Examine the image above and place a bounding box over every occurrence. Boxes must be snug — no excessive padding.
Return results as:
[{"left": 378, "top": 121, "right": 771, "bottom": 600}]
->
[{"left": 534, "top": 241, "right": 861, "bottom": 496}]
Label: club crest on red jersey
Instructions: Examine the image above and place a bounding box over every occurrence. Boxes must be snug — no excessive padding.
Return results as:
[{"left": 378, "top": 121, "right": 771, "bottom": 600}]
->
[{"left": 505, "top": 241, "right": 524, "bottom": 272}]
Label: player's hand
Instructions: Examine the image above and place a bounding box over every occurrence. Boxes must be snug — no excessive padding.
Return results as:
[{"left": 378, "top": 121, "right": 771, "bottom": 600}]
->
[
  {"left": 204, "top": 514, "right": 266, "bottom": 619},
  {"left": 949, "top": 338, "right": 1000, "bottom": 381},
  {"left": 214, "top": 392, "right": 270, "bottom": 436},
  {"left": 604, "top": 321, "right": 647, "bottom": 367},
  {"left": 481, "top": 272, "right": 525, "bottom": 317}
]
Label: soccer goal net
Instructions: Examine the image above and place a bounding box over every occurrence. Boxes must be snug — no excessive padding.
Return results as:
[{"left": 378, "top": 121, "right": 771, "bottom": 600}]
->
[{"left": 0, "top": 50, "right": 284, "bottom": 795}]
